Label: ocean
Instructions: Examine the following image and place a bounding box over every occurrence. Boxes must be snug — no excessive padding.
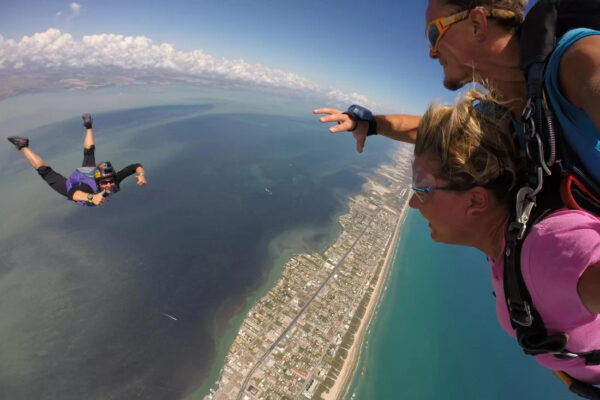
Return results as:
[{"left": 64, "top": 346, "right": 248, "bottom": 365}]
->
[
  {"left": 0, "top": 85, "right": 574, "bottom": 400},
  {"left": 0, "top": 86, "right": 393, "bottom": 400},
  {"left": 345, "top": 209, "right": 574, "bottom": 400}
]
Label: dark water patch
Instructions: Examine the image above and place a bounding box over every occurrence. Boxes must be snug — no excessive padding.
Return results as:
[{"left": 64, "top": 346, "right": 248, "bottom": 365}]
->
[{"left": 0, "top": 106, "right": 393, "bottom": 399}]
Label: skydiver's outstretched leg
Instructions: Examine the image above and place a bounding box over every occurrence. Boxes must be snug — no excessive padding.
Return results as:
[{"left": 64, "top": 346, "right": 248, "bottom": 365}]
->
[
  {"left": 82, "top": 113, "right": 94, "bottom": 149},
  {"left": 7, "top": 136, "right": 69, "bottom": 196},
  {"left": 81, "top": 113, "right": 96, "bottom": 167},
  {"left": 8, "top": 136, "right": 45, "bottom": 169}
]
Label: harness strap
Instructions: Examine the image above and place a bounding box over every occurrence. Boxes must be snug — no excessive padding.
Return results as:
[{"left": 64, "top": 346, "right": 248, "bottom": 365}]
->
[
  {"left": 554, "top": 371, "right": 600, "bottom": 400},
  {"left": 561, "top": 174, "right": 600, "bottom": 216},
  {"left": 505, "top": 205, "right": 570, "bottom": 356}
]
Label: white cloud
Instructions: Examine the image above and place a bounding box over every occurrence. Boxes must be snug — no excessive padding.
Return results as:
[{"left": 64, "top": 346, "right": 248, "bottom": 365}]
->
[
  {"left": 56, "top": 11, "right": 63, "bottom": 17},
  {"left": 70, "top": 2, "right": 81, "bottom": 16},
  {"left": 0, "top": 29, "right": 372, "bottom": 107}
]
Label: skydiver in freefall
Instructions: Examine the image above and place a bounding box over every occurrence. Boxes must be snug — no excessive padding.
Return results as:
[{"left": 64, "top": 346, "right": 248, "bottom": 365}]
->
[{"left": 7, "top": 114, "right": 146, "bottom": 206}]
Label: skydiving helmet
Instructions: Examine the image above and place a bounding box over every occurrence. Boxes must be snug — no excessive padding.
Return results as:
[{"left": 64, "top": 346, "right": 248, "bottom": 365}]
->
[{"left": 94, "top": 161, "right": 116, "bottom": 182}]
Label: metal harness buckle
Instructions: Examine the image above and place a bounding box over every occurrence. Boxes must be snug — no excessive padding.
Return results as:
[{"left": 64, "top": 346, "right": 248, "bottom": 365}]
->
[
  {"left": 513, "top": 186, "right": 537, "bottom": 240},
  {"left": 508, "top": 298, "right": 534, "bottom": 327}
]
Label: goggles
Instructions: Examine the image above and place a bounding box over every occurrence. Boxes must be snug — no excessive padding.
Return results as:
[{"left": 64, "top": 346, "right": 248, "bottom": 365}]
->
[{"left": 425, "top": 7, "right": 519, "bottom": 52}]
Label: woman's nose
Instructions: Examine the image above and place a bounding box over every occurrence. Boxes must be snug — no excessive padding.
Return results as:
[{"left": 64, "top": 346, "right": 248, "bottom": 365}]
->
[{"left": 408, "top": 192, "right": 420, "bottom": 209}]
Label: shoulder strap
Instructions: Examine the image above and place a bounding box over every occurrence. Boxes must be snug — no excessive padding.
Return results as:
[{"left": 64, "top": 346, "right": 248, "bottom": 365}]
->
[
  {"left": 555, "top": 0, "right": 600, "bottom": 36},
  {"left": 520, "top": 0, "right": 600, "bottom": 214},
  {"left": 519, "top": 0, "right": 558, "bottom": 79},
  {"left": 521, "top": 0, "right": 600, "bottom": 75}
]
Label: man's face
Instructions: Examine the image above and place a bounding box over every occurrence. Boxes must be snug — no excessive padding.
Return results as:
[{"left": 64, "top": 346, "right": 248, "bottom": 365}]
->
[
  {"left": 98, "top": 178, "right": 116, "bottom": 193},
  {"left": 425, "top": 0, "right": 478, "bottom": 90}
]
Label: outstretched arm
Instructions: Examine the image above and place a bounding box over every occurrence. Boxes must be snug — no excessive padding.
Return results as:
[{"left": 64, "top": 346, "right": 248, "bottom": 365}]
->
[
  {"left": 313, "top": 107, "right": 421, "bottom": 153},
  {"left": 115, "top": 163, "right": 145, "bottom": 186},
  {"left": 560, "top": 35, "right": 600, "bottom": 131},
  {"left": 578, "top": 261, "right": 600, "bottom": 314}
]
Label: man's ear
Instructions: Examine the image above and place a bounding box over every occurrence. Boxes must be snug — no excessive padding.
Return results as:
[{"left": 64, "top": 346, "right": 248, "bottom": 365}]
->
[
  {"left": 466, "top": 186, "right": 490, "bottom": 217},
  {"left": 469, "top": 8, "right": 489, "bottom": 40}
]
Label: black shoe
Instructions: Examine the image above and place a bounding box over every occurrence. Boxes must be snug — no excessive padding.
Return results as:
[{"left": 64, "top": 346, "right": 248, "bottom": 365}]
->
[
  {"left": 7, "top": 136, "right": 29, "bottom": 150},
  {"left": 82, "top": 113, "right": 93, "bottom": 129}
]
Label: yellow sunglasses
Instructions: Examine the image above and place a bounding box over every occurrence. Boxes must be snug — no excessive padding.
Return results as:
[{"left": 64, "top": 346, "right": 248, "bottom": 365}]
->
[{"left": 425, "top": 7, "right": 519, "bottom": 52}]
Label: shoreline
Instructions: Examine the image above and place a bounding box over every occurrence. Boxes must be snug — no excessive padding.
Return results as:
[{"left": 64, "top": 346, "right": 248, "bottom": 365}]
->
[
  {"left": 206, "top": 145, "right": 413, "bottom": 400},
  {"left": 321, "top": 196, "right": 411, "bottom": 400}
]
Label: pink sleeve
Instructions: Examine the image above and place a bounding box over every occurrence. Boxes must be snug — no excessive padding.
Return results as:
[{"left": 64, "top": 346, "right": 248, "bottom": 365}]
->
[{"left": 521, "top": 210, "right": 600, "bottom": 328}]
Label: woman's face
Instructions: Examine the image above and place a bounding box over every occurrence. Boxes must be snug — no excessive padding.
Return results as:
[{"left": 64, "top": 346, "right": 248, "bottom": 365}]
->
[{"left": 408, "top": 154, "right": 472, "bottom": 245}]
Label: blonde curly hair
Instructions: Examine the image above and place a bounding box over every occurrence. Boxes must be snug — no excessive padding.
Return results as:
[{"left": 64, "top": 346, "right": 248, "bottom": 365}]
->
[{"left": 415, "top": 89, "right": 521, "bottom": 205}]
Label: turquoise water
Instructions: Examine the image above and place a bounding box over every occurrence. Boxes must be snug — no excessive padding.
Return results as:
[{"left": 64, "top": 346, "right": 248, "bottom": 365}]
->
[
  {"left": 0, "top": 85, "right": 576, "bottom": 400},
  {"left": 347, "top": 209, "right": 573, "bottom": 400}
]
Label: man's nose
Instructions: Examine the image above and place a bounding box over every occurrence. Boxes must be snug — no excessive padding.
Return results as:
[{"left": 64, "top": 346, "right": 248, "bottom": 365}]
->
[{"left": 429, "top": 48, "right": 439, "bottom": 59}]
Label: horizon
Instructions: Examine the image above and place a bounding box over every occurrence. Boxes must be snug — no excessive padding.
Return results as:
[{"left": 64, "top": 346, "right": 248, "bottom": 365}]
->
[
  {"left": 0, "top": 0, "right": 459, "bottom": 114},
  {"left": 0, "top": 1, "right": 540, "bottom": 113}
]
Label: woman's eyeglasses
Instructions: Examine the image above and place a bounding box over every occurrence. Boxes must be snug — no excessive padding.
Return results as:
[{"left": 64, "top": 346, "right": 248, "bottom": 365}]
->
[{"left": 411, "top": 162, "right": 474, "bottom": 203}]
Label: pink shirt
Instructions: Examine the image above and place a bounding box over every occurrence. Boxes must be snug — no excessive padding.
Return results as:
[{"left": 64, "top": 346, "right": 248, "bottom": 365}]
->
[{"left": 489, "top": 209, "right": 600, "bottom": 383}]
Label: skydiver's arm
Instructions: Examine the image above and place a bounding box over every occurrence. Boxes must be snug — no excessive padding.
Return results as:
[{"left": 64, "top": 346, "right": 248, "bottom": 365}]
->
[
  {"left": 578, "top": 261, "right": 600, "bottom": 314},
  {"left": 115, "top": 163, "right": 143, "bottom": 184},
  {"left": 67, "top": 184, "right": 93, "bottom": 200},
  {"left": 314, "top": 107, "right": 421, "bottom": 153},
  {"left": 560, "top": 34, "right": 600, "bottom": 131},
  {"left": 72, "top": 190, "right": 106, "bottom": 206}
]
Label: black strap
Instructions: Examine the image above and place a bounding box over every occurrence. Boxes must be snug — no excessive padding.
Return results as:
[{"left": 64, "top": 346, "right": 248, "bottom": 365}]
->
[
  {"left": 569, "top": 379, "right": 600, "bottom": 400},
  {"left": 507, "top": 2, "right": 600, "bottom": 397},
  {"left": 504, "top": 181, "right": 600, "bottom": 363},
  {"left": 504, "top": 203, "right": 569, "bottom": 355}
]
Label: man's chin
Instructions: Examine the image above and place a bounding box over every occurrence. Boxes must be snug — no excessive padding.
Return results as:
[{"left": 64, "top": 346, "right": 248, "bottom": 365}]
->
[{"left": 443, "top": 77, "right": 469, "bottom": 91}]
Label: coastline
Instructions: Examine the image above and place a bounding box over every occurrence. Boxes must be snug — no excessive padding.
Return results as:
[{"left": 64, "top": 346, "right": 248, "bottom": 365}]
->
[
  {"left": 321, "top": 195, "right": 411, "bottom": 400},
  {"left": 207, "top": 145, "right": 413, "bottom": 400}
]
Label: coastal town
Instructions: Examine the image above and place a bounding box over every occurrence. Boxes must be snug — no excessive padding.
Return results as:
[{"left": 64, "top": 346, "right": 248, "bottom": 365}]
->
[{"left": 207, "top": 145, "right": 413, "bottom": 400}]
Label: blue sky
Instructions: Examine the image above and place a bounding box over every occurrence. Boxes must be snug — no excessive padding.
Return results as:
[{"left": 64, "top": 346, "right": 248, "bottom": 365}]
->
[{"left": 0, "top": 1, "right": 537, "bottom": 114}]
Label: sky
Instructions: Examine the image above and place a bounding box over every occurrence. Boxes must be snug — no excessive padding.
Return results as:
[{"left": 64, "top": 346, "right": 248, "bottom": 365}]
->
[
  {"left": 0, "top": 1, "right": 540, "bottom": 115},
  {"left": 0, "top": 0, "right": 459, "bottom": 115}
]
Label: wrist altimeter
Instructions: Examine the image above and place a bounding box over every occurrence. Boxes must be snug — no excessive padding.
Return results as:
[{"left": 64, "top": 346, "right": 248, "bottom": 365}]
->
[
  {"left": 343, "top": 104, "right": 378, "bottom": 136},
  {"left": 87, "top": 193, "right": 94, "bottom": 203}
]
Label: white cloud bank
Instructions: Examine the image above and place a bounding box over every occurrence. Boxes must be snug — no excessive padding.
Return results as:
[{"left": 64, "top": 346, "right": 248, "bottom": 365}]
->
[{"left": 0, "top": 29, "right": 371, "bottom": 106}]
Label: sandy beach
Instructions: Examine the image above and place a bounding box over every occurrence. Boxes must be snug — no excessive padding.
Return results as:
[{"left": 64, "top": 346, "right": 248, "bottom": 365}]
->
[{"left": 321, "top": 195, "right": 411, "bottom": 400}]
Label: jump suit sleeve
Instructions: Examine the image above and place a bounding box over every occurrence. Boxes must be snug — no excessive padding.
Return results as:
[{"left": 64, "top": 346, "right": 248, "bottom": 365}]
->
[
  {"left": 115, "top": 163, "right": 142, "bottom": 185},
  {"left": 67, "top": 183, "right": 95, "bottom": 200}
]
